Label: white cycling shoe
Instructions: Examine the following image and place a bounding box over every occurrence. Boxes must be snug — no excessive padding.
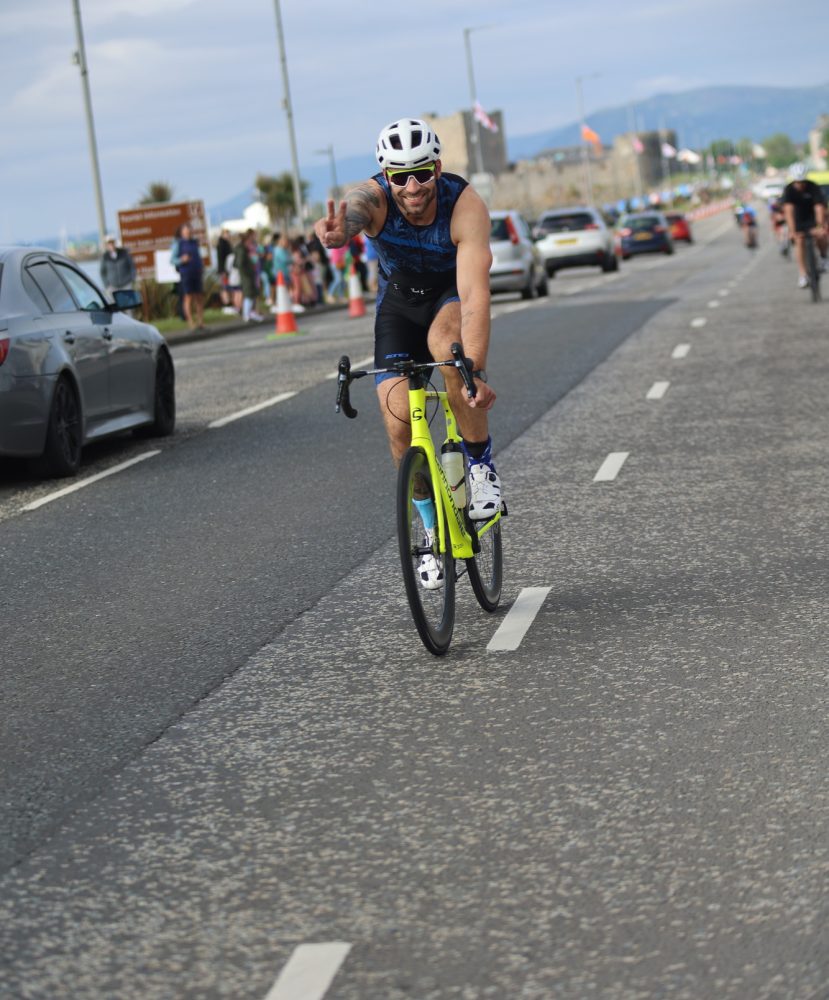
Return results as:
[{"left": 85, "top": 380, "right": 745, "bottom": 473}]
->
[
  {"left": 468, "top": 463, "right": 502, "bottom": 520},
  {"left": 417, "top": 529, "right": 445, "bottom": 590}
]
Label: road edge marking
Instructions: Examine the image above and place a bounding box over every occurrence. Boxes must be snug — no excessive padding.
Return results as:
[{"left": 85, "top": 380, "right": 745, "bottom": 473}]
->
[{"left": 21, "top": 451, "right": 161, "bottom": 513}]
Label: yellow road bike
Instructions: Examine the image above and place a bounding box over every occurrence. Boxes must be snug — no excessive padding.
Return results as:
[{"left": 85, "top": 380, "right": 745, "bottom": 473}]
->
[{"left": 336, "top": 343, "right": 504, "bottom": 655}]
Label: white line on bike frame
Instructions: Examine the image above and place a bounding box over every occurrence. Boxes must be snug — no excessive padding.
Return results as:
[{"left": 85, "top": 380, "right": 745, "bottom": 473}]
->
[
  {"left": 208, "top": 392, "right": 296, "bottom": 428},
  {"left": 646, "top": 380, "right": 670, "bottom": 400},
  {"left": 326, "top": 356, "right": 374, "bottom": 379},
  {"left": 594, "top": 452, "right": 629, "bottom": 482},
  {"left": 264, "top": 942, "right": 351, "bottom": 1000},
  {"left": 488, "top": 587, "right": 551, "bottom": 652},
  {"left": 690, "top": 317, "right": 707, "bottom": 328},
  {"left": 21, "top": 451, "right": 161, "bottom": 512},
  {"left": 672, "top": 343, "right": 691, "bottom": 359}
]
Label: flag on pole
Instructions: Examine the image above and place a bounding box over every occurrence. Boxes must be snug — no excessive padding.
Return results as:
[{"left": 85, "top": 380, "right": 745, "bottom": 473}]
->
[
  {"left": 581, "top": 123, "right": 602, "bottom": 152},
  {"left": 631, "top": 135, "right": 644, "bottom": 154},
  {"left": 661, "top": 142, "right": 677, "bottom": 159},
  {"left": 473, "top": 101, "right": 499, "bottom": 133}
]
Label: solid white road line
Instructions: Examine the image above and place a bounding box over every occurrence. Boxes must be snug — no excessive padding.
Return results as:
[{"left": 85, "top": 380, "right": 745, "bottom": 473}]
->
[
  {"left": 672, "top": 343, "right": 691, "bottom": 359},
  {"left": 208, "top": 392, "right": 296, "bottom": 428},
  {"left": 488, "top": 587, "right": 551, "bottom": 652},
  {"left": 690, "top": 317, "right": 707, "bottom": 328},
  {"left": 594, "top": 451, "right": 629, "bottom": 482},
  {"left": 21, "top": 451, "right": 161, "bottom": 513},
  {"left": 646, "top": 380, "right": 670, "bottom": 400},
  {"left": 264, "top": 943, "right": 352, "bottom": 1000}
]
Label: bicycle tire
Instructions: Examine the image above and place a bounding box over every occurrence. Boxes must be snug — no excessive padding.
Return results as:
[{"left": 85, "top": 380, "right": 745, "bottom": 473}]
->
[
  {"left": 397, "top": 447, "right": 455, "bottom": 655},
  {"left": 805, "top": 235, "right": 821, "bottom": 302},
  {"left": 466, "top": 518, "right": 503, "bottom": 613}
]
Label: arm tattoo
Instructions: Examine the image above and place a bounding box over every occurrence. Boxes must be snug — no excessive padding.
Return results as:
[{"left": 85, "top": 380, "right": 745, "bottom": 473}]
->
[{"left": 345, "top": 184, "right": 381, "bottom": 238}]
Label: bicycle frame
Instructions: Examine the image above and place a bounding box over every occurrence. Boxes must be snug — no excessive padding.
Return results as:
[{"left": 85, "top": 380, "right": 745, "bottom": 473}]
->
[{"left": 407, "top": 375, "right": 501, "bottom": 561}]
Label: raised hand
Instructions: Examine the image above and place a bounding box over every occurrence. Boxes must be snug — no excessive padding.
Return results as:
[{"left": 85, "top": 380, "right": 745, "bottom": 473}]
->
[{"left": 315, "top": 199, "right": 348, "bottom": 248}]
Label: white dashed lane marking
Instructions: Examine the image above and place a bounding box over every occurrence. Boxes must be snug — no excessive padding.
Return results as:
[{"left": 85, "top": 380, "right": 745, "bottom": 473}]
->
[
  {"left": 646, "top": 380, "right": 670, "bottom": 400},
  {"left": 690, "top": 317, "right": 706, "bottom": 328},
  {"left": 594, "top": 451, "right": 629, "bottom": 482},
  {"left": 208, "top": 392, "right": 297, "bottom": 428},
  {"left": 488, "top": 587, "right": 551, "bottom": 651},
  {"left": 264, "top": 943, "right": 352, "bottom": 1000},
  {"left": 21, "top": 451, "right": 161, "bottom": 513},
  {"left": 672, "top": 344, "right": 691, "bottom": 359}
]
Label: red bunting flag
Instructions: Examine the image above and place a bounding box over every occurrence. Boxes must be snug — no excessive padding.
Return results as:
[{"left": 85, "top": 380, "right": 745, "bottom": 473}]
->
[{"left": 581, "top": 123, "right": 602, "bottom": 151}]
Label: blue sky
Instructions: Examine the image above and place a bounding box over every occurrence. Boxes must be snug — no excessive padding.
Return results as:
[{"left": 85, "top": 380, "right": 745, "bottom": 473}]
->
[{"left": 1, "top": 0, "right": 826, "bottom": 243}]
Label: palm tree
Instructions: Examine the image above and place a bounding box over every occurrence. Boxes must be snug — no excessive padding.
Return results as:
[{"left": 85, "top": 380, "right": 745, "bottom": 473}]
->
[
  {"left": 255, "top": 172, "right": 309, "bottom": 232},
  {"left": 138, "top": 181, "right": 175, "bottom": 206}
]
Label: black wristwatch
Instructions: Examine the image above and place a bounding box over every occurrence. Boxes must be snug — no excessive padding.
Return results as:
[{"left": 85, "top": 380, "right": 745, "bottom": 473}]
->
[{"left": 472, "top": 369, "right": 488, "bottom": 383}]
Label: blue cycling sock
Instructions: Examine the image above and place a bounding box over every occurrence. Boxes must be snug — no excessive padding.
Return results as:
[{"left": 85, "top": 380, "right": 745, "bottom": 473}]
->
[
  {"left": 462, "top": 435, "right": 494, "bottom": 469},
  {"left": 413, "top": 497, "right": 436, "bottom": 531}
]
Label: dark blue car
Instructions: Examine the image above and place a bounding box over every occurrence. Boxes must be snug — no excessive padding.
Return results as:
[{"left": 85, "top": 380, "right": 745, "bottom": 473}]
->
[{"left": 617, "top": 211, "right": 674, "bottom": 259}]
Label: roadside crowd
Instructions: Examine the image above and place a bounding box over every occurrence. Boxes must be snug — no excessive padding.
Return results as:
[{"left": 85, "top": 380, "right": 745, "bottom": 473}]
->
[{"left": 100, "top": 225, "right": 379, "bottom": 332}]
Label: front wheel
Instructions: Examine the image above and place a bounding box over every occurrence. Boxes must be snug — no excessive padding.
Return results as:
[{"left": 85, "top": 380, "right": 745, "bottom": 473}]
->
[
  {"left": 805, "top": 236, "right": 821, "bottom": 302},
  {"left": 397, "top": 447, "right": 455, "bottom": 655},
  {"left": 466, "top": 517, "right": 503, "bottom": 612}
]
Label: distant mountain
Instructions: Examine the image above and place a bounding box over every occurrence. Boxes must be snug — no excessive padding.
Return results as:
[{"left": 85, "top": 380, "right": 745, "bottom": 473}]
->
[{"left": 506, "top": 82, "right": 829, "bottom": 161}]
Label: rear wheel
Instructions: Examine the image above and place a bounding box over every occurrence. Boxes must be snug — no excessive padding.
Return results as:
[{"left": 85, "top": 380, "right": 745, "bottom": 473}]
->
[
  {"left": 397, "top": 447, "right": 455, "bottom": 655},
  {"left": 466, "top": 517, "right": 503, "bottom": 612},
  {"left": 32, "top": 376, "right": 82, "bottom": 478},
  {"left": 520, "top": 268, "right": 539, "bottom": 300}
]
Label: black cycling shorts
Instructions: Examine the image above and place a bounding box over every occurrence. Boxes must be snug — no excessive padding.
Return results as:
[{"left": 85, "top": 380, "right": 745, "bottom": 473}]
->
[{"left": 374, "top": 271, "right": 459, "bottom": 384}]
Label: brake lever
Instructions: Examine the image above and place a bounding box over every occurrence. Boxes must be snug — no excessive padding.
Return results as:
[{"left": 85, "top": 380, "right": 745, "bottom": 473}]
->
[
  {"left": 450, "top": 342, "right": 477, "bottom": 399},
  {"left": 336, "top": 355, "right": 358, "bottom": 418}
]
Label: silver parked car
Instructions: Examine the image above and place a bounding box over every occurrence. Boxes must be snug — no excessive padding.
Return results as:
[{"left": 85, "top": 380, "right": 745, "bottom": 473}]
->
[
  {"left": 489, "top": 210, "right": 549, "bottom": 299},
  {"left": 532, "top": 206, "right": 618, "bottom": 276},
  {"left": 0, "top": 246, "right": 175, "bottom": 477}
]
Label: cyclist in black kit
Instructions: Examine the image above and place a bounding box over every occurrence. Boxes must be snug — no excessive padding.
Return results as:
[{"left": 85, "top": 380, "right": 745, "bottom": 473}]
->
[{"left": 783, "top": 165, "right": 827, "bottom": 288}]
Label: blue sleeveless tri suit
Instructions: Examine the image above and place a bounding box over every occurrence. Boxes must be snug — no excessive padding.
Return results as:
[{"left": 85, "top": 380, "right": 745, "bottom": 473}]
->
[{"left": 367, "top": 171, "right": 468, "bottom": 381}]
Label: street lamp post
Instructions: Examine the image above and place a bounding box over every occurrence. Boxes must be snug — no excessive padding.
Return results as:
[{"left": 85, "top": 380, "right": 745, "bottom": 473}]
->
[
  {"left": 463, "top": 27, "right": 485, "bottom": 176},
  {"left": 71, "top": 0, "right": 107, "bottom": 247},
  {"left": 315, "top": 144, "right": 340, "bottom": 204},
  {"left": 576, "top": 73, "right": 600, "bottom": 206},
  {"left": 272, "top": 0, "right": 304, "bottom": 228}
]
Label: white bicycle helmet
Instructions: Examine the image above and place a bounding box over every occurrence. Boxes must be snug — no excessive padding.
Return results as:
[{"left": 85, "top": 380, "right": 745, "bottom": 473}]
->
[
  {"left": 375, "top": 118, "right": 441, "bottom": 170},
  {"left": 789, "top": 163, "right": 808, "bottom": 181}
]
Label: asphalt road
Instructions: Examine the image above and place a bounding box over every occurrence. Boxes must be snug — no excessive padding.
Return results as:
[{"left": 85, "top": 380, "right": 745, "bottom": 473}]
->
[{"left": 2, "top": 213, "right": 827, "bottom": 998}]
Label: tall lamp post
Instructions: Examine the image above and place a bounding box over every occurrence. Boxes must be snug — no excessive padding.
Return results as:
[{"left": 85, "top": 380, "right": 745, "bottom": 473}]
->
[
  {"left": 71, "top": 0, "right": 107, "bottom": 247},
  {"left": 315, "top": 144, "right": 340, "bottom": 204},
  {"left": 272, "top": 0, "right": 303, "bottom": 228},
  {"left": 463, "top": 25, "right": 496, "bottom": 177},
  {"left": 576, "top": 72, "right": 600, "bottom": 206}
]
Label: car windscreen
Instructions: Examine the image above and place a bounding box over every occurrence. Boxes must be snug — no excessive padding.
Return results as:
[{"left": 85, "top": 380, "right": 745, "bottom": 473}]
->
[
  {"left": 536, "top": 213, "right": 595, "bottom": 234},
  {"left": 490, "top": 218, "right": 510, "bottom": 241},
  {"left": 624, "top": 216, "right": 661, "bottom": 231}
]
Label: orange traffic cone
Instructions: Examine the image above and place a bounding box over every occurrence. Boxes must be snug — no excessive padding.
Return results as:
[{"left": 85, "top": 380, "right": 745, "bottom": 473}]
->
[
  {"left": 274, "top": 271, "right": 298, "bottom": 334},
  {"left": 348, "top": 263, "right": 366, "bottom": 318}
]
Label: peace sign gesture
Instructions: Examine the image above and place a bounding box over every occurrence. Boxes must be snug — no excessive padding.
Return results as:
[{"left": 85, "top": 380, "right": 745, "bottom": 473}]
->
[{"left": 314, "top": 199, "right": 348, "bottom": 249}]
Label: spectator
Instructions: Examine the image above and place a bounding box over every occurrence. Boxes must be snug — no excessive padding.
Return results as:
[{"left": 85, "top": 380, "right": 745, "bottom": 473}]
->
[
  {"left": 307, "top": 231, "right": 333, "bottom": 292},
  {"left": 234, "top": 229, "right": 263, "bottom": 323},
  {"left": 327, "top": 243, "right": 348, "bottom": 301},
  {"left": 273, "top": 232, "right": 293, "bottom": 295},
  {"left": 173, "top": 222, "right": 205, "bottom": 330},
  {"left": 259, "top": 232, "right": 276, "bottom": 309},
  {"left": 100, "top": 234, "right": 136, "bottom": 296},
  {"left": 349, "top": 233, "right": 368, "bottom": 292},
  {"left": 364, "top": 234, "right": 379, "bottom": 294},
  {"left": 216, "top": 228, "right": 234, "bottom": 313},
  {"left": 169, "top": 225, "right": 186, "bottom": 320},
  {"left": 291, "top": 237, "right": 317, "bottom": 310}
]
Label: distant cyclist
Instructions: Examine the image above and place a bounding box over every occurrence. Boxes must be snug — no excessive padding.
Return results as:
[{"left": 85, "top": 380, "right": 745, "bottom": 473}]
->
[
  {"left": 314, "top": 117, "right": 502, "bottom": 521},
  {"left": 768, "top": 195, "right": 789, "bottom": 256},
  {"left": 783, "top": 165, "right": 827, "bottom": 288}
]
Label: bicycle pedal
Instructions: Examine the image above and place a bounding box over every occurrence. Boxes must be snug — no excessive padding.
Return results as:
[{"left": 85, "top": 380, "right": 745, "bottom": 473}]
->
[{"left": 500, "top": 500, "right": 508, "bottom": 516}]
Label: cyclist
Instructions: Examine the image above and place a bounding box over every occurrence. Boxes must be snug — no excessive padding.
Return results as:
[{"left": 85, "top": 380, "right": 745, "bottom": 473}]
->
[
  {"left": 782, "top": 165, "right": 827, "bottom": 288},
  {"left": 769, "top": 195, "right": 789, "bottom": 256},
  {"left": 315, "top": 117, "right": 502, "bottom": 524}
]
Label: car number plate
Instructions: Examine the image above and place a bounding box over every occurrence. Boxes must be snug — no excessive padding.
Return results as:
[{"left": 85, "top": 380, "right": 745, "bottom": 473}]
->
[
  {"left": 555, "top": 237, "right": 578, "bottom": 245},
  {"left": 634, "top": 232, "right": 652, "bottom": 241}
]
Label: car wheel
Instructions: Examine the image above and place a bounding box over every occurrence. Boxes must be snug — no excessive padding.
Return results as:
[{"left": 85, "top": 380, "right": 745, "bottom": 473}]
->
[
  {"left": 545, "top": 264, "right": 556, "bottom": 278},
  {"left": 136, "top": 349, "right": 176, "bottom": 438},
  {"left": 520, "top": 269, "right": 538, "bottom": 300},
  {"left": 601, "top": 255, "right": 619, "bottom": 273},
  {"left": 537, "top": 271, "right": 549, "bottom": 297},
  {"left": 32, "top": 376, "right": 82, "bottom": 478}
]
